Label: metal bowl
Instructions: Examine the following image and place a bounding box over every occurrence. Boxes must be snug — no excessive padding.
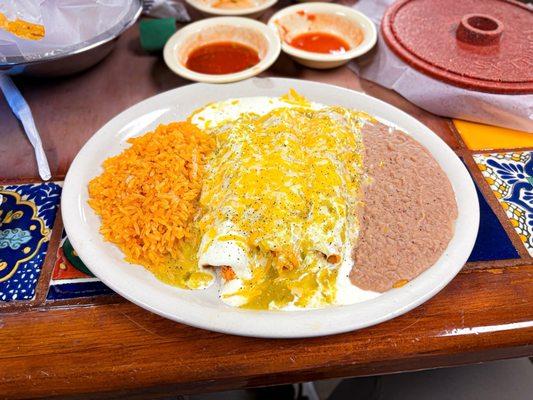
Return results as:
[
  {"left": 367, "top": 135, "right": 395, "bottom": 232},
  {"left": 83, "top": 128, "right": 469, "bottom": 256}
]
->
[{"left": 0, "top": 0, "right": 142, "bottom": 77}]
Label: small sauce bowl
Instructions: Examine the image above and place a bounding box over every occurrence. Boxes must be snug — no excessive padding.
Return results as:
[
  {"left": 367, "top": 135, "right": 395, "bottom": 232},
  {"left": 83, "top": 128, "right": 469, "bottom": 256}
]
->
[
  {"left": 268, "top": 3, "right": 377, "bottom": 69},
  {"left": 185, "top": 0, "right": 278, "bottom": 19},
  {"left": 163, "top": 17, "right": 280, "bottom": 83}
]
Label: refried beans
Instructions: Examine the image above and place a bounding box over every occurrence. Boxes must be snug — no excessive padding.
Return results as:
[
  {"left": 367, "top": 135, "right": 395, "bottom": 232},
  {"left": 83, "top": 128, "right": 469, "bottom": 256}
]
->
[{"left": 351, "top": 122, "right": 458, "bottom": 292}]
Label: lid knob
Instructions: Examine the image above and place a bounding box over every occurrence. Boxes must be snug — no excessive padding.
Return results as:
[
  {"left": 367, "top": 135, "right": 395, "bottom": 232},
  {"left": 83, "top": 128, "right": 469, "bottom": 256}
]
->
[{"left": 456, "top": 14, "right": 503, "bottom": 46}]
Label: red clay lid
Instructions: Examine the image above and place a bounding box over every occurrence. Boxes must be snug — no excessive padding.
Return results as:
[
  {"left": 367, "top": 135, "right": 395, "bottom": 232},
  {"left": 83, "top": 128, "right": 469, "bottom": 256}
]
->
[{"left": 382, "top": 0, "right": 533, "bottom": 94}]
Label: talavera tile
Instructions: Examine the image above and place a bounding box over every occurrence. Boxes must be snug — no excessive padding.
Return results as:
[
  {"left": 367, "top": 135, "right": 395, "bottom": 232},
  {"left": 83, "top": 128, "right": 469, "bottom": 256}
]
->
[
  {"left": 47, "top": 230, "right": 113, "bottom": 300},
  {"left": 474, "top": 152, "right": 533, "bottom": 256},
  {"left": 454, "top": 120, "right": 533, "bottom": 151},
  {"left": 0, "top": 183, "right": 62, "bottom": 301},
  {"left": 468, "top": 182, "right": 519, "bottom": 262}
]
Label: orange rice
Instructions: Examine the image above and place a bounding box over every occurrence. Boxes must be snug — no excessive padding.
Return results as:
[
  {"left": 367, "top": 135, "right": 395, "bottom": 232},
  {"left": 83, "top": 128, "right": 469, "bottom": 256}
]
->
[{"left": 88, "top": 122, "right": 215, "bottom": 284}]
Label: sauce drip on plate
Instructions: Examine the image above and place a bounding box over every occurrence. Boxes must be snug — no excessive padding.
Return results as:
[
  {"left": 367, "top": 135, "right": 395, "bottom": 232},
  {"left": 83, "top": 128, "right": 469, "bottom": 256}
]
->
[
  {"left": 186, "top": 42, "right": 260, "bottom": 75},
  {"left": 289, "top": 32, "right": 350, "bottom": 54}
]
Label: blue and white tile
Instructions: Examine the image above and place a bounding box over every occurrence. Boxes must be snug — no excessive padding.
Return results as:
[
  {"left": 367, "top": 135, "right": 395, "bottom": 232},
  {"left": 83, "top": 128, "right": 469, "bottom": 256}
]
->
[
  {"left": 0, "top": 182, "right": 62, "bottom": 301},
  {"left": 474, "top": 151, "right": 533, "bottom": 256}
]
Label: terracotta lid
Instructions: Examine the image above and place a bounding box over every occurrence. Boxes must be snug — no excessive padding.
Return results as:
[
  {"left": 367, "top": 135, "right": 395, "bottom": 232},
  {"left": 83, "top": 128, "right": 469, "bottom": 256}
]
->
[{"left": 382, "top": 0, "right": 533, "bottom": 94}]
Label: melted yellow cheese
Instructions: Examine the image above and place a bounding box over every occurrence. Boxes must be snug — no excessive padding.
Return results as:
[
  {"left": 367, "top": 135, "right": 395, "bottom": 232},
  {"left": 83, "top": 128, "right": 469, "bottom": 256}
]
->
[
  {"left": 196, "top": 102, "right": 367, "bottom": 309},
  {"left": 153, "top": 230, "right": 213, "bottom": 289}
]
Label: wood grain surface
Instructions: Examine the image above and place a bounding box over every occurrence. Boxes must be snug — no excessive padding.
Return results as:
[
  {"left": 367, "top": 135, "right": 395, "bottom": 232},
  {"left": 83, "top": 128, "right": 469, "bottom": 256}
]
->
[
  {"left": 1, "top": 266, "right": 532, "bottom": 399},
  {"left": 0, "top": 22, "right": 532, "bottom": 400}
]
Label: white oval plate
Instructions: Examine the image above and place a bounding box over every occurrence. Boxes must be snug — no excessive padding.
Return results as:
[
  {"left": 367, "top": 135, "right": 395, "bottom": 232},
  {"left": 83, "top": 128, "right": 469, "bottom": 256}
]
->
[{"left": 62, "top": 78, "right": 479, "bottom": 338}]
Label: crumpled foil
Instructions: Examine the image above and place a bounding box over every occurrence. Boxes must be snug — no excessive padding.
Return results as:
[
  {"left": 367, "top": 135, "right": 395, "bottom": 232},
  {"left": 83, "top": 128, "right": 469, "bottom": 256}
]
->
[{"left": 143, "top": 0, "right": 190, "bottom": 21}]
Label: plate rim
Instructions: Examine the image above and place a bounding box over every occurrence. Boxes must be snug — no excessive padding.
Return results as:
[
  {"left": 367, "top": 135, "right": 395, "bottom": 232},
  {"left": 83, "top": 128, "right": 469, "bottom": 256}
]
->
[{"left": 62, "top": 77, "right": 479, "bottom": 338}]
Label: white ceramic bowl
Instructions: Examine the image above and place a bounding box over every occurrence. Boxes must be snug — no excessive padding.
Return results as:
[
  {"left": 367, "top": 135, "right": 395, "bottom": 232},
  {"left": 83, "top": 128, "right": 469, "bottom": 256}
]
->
[
  {"left": 185, "top": 0, "right": 277, "bottom": 19},
  {"left": 163, "top": 17, "right": 280, "bottom": 83},
  {"left": 268, "top": 3, "right": 377, "bottom": 69}
]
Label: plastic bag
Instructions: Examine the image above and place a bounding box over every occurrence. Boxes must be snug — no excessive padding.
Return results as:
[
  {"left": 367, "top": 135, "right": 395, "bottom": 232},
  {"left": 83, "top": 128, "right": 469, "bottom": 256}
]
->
[{"left": 0, "top": 0, "right": 133, "bottom": 62}]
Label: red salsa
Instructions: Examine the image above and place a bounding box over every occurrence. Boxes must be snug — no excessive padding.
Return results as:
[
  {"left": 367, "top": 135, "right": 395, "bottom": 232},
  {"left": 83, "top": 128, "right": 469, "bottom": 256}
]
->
[
  {"left": 185, "top": 42, "right": 260, "bottom": 75},
  {"left": 289, "top": 32, "right": 350, "bottom": 54}
]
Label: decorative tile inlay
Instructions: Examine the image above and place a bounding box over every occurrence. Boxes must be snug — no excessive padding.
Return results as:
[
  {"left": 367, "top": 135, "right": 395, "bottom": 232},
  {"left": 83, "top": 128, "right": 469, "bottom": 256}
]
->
[
  {"left": 468, "top": 182, "right": 519, "bottom": 262},
  {"left": 454, "top": 120, "right": 533, "bottom": 151},
  {"left": 47, "top": 230, "right": 113, "bottom": 300},
  {"left": 0, "top": 183, "right": 62, "bottom": 301},
  {"left": 474, "top": 151, "right": 533, "bottom": 256}
]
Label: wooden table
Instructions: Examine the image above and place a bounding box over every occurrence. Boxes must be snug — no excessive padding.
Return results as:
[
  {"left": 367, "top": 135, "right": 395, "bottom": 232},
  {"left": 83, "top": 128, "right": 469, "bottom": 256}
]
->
[{"left": 1, "top": 23, "right": 532, "bottom": 400}]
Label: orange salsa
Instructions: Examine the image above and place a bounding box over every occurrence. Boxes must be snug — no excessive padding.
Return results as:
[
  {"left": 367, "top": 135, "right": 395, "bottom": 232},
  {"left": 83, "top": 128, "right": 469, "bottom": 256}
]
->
[
  {"left": 289, "top": 32, "right": 350, "bottom": 54},
  {"left": 185, "top": 42, "right": 260, "bottom": 75}
]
